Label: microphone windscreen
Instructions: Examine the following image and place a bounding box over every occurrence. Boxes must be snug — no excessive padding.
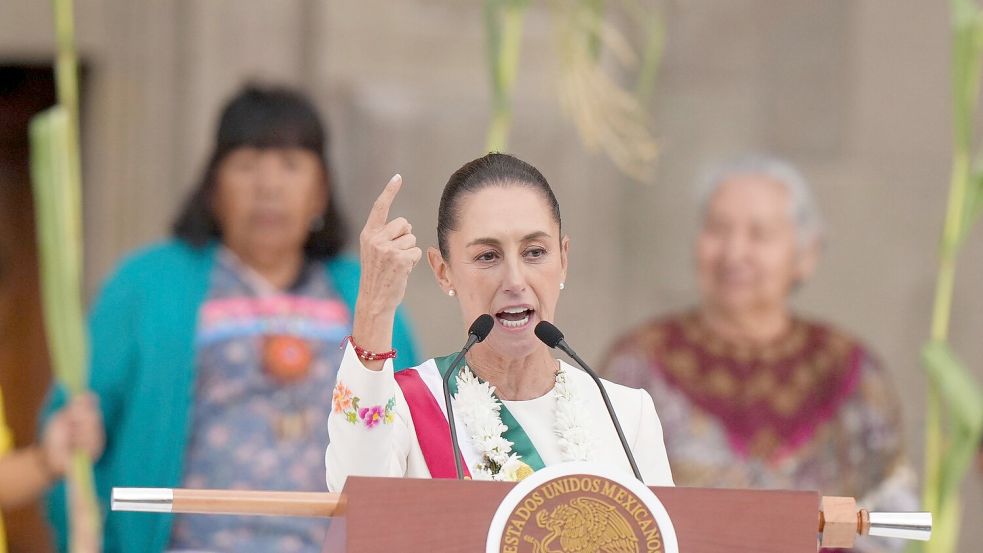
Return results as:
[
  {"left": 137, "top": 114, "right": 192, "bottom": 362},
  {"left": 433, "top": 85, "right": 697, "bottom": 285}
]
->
[
  {"left": 469, "top": 314, "right": 495, "bottom": 342},
  {"left": 534, "top": 321, "right": 564, "bottom": 348}
]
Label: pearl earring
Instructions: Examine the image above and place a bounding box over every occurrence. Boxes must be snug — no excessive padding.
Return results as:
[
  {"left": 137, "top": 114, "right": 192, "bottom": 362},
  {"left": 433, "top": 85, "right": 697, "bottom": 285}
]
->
[
  {"left": 448, "top": 289, "right": 456, "bottom": 297},
  {"left": 560, "top": 282, "right": 565, "bottom": 290}
]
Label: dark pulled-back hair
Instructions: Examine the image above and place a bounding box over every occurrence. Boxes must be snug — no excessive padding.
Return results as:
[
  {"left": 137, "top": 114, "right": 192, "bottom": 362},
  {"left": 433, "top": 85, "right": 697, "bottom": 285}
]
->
[
  {"left": 172, "top": 84, "right": 347, "bottom": 258},
  {"left": 437, "top": 153, "right": 561, "bottom": 258}
]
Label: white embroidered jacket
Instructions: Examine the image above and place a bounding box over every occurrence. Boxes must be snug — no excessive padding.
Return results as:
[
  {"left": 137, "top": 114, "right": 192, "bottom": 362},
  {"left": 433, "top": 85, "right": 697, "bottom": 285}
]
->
[{"left": 325, "top": 342, "right": 675, "bottom": 491}]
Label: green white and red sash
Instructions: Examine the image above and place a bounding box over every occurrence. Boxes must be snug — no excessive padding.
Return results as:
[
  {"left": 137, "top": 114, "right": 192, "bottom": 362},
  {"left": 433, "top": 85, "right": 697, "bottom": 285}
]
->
[{"left": 393, "top": 354, "right": 546, "bottom": 479}]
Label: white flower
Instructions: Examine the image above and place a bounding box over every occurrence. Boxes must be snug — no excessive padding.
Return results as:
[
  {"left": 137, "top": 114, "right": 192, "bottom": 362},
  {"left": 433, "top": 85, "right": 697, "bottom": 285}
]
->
[
  {"left": 456, "top": 366, "right": 522, "bottom": 480},
  {"left": 553, "top": 366, "right": 594, "bottom": 463}
]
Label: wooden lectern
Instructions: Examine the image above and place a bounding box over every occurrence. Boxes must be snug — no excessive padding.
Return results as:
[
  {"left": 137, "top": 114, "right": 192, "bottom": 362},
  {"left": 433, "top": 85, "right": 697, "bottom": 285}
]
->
[
  {"left": 333, "top": 477, "right": 818, "bottom": 552},
  {"left": 113, "top": 476, "right": 930, "bottom": 553}
]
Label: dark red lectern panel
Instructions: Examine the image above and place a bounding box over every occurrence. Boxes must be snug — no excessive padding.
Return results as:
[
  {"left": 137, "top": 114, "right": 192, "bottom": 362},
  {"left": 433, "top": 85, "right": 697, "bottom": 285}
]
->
[{"left": 325, "top": 477, "right": 817, "bottom": 553}]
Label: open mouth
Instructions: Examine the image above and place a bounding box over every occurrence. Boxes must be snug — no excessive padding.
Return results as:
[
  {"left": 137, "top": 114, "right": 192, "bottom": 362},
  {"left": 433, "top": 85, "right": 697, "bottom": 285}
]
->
[{"left": 495, "top": 306, "right": 535, "bottom": 330}]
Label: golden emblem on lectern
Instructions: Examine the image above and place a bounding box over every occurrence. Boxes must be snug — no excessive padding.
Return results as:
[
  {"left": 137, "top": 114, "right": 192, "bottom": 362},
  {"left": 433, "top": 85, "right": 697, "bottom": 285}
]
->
[
  {"left": 486, "top": 463, "right": 678, "bottom": 553},
  {"left": 529, "top": 496, "right": 640, "bottom": 553}
]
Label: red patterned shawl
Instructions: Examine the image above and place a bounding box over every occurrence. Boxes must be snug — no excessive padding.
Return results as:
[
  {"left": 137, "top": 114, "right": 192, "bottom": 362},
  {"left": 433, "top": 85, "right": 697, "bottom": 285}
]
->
[{"left": 628, "top": 311, "right": 862, "bottom": 462}]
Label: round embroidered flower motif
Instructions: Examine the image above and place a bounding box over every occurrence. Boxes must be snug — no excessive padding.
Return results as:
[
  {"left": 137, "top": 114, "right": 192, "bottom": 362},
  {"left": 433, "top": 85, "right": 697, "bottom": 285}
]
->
[
  {"left": 359, "top": 405, "right": 385, "bottom": 428},
  {"left": 332, "top": 381, "right": 354, "bottom": 413},
  {"left": 263, "top": 334, "right": 313, "bottom": 383}
]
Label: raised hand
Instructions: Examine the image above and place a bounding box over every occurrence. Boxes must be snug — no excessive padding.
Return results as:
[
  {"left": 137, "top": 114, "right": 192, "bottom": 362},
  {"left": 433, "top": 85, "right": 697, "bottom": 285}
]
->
[{"left": 351, "top": 174, "right": 422, "bottom": 365}]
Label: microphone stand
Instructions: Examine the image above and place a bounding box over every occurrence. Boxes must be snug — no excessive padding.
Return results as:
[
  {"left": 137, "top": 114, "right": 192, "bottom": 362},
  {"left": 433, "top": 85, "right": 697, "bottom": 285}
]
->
[{"left": 441, "top": 335, "right": 479, "bottom": 480}]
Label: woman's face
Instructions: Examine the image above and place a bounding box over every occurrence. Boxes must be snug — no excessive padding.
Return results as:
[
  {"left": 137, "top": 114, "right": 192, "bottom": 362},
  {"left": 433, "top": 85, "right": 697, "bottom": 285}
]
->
[
  {"left": 696, "top": 173, "right": 813, "bottom": 316},
  {"left": 430, "top": 185, "right": 568, "bottom": 358},
  {"left": 213, "top": 147, "right": 327, "bottom": 260}
]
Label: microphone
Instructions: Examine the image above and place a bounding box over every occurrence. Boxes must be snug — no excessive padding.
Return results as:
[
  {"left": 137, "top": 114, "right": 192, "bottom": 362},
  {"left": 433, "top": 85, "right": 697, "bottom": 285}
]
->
[
  {"left": 535, "top": 321, "right": 643, "bottom": 482},
  {"left": 442, "top": 314, "right": 495, "bottom": 479}
]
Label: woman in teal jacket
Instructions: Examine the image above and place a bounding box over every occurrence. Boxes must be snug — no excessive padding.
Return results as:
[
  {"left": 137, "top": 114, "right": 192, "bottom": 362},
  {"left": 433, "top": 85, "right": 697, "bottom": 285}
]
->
[{"left": 44, "top": 85, "right": 417, "bottom": 553}]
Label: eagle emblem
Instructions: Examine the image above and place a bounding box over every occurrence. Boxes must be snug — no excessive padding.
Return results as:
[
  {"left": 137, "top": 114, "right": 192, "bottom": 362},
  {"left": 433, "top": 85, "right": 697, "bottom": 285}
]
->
[{"left": 525, "top": 496, "right": 640, "bottom": 553}]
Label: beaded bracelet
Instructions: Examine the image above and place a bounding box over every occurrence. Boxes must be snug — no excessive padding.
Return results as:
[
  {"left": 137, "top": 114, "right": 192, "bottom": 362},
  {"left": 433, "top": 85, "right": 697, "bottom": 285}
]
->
[{"left": 343, "top": 335, "right": 397, "bottom": 361}]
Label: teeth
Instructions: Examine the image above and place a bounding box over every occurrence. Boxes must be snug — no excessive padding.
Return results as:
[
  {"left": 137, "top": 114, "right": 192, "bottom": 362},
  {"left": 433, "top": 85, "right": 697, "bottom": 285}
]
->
[
  {"left": 501, "top": 307, "right": 528, "bottom": 314},
  {"left": 499, "top": 315, "right": 530, "bottom": 328}
]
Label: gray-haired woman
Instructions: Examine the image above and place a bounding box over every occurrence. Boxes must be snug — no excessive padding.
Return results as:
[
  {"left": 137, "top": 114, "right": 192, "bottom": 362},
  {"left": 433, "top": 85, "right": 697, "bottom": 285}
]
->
[{"left": 601, "top": 155, "right": 917, "bottom": 553}]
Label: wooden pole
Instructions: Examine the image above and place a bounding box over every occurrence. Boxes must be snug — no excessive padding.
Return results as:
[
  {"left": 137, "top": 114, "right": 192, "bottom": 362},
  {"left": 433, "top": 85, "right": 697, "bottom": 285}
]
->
[{"left": 112, "top": 488, "right": 343, "bottom": 518}]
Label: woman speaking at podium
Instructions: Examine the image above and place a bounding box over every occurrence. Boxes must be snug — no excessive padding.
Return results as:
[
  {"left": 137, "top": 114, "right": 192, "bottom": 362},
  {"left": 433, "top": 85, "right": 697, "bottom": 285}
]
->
[{"left": 325, "top": 153, "right": 673, "bottom": 489}]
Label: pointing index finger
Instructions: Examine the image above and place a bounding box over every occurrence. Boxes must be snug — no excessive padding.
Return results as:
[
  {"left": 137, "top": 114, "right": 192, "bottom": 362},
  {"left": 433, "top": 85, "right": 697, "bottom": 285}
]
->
[{"left": 365, "top": 174, "right": 403, "bottom": 229}]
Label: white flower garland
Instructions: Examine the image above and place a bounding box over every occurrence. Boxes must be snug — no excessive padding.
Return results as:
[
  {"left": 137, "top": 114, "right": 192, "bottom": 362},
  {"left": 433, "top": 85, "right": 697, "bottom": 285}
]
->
[
  {"left": 552, "top": 365, "right": 593, "bottom": 463},
  {"left": 454, "top": 363, "right": 592, "bottom": 481}
]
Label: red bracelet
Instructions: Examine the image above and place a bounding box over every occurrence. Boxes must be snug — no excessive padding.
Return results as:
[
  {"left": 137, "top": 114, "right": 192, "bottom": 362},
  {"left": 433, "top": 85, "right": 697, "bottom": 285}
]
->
[{"left": 342, "top": 335, "right": 397, "bottom": 361}]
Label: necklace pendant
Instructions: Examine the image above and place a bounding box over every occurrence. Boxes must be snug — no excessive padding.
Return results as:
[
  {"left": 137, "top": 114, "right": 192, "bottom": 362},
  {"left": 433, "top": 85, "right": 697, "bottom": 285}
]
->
[{"left": 263, "top": 334, "right": 313, "bottom": 384}]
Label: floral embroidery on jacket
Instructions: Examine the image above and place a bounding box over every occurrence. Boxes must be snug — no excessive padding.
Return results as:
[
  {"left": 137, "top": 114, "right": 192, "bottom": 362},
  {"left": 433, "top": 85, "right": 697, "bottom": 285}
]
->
[
  {"left": 332, "top": 381, "right": 353, "bottom": 414},
  {"left": 333, "top": 380, "right": 395, "bottom": 428}
]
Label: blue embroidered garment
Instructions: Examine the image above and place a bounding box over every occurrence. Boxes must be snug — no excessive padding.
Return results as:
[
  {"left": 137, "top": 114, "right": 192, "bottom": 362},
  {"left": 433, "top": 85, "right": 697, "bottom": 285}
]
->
[{"left": 169, "top": 250, "right": 350, "bottom": 552}]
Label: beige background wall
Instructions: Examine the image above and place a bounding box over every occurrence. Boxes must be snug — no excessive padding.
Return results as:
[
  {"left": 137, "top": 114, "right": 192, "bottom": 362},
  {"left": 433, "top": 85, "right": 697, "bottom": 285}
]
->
[{"left": 2, "top": 1, "right": 981, "bottom": 550}]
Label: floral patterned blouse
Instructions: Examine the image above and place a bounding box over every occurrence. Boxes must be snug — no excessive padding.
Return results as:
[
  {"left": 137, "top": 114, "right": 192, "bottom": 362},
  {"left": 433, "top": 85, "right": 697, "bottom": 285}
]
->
[{"left": 168, "top": 249, "right": 351, "bottom": 553}]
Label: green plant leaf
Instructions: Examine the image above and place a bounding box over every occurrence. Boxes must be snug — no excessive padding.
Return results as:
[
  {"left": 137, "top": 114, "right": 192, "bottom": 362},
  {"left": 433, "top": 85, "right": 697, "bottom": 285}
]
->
[
  {"left": 950, "top": 0, "right": 983, "bottom": 151},
  {"left": 485, "top": 0, "right": 505, "bottom": 103},
  {"left": 923, "top": 5, "right": 983, "bottom": 553},
  {"left": 634, "top": 9, "right": 666, "bottom": 102},
  {"left": 966, "top": 168, "right": 983, "bottom": 233},
  {"left": 580, "top": 0, "right": 604, "bottom": 60},
  {"left": 483, "top": 0, "right": 530, "bottom": 151},
  {"left": 922, "top": 341, "right": 983, "bottom": 509},
  {"left": 29, "top": 107, "right": 87, "bottom": 395},
  {"left": 923, "top": 342, "right": 983, "bottom": 439},
  {"left": 35, "top": 2, "right": 103, "bottom": 551}
]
